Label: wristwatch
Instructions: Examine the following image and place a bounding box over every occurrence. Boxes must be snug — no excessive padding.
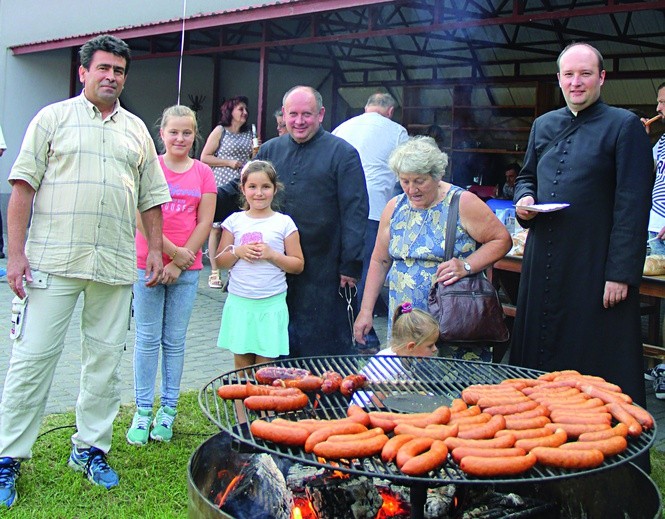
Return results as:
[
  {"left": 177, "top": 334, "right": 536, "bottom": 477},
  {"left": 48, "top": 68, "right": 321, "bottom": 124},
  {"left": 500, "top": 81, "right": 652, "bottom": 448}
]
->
[{"left": 463, "top": 261, "right": 472, "bottom": 274}]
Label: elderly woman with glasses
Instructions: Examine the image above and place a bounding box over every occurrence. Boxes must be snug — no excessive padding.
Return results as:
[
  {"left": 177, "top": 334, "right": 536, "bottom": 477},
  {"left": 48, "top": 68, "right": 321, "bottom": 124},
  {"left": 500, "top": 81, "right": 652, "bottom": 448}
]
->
[{"left": 353, "top": 136, "right": 511, "bottom": 361}]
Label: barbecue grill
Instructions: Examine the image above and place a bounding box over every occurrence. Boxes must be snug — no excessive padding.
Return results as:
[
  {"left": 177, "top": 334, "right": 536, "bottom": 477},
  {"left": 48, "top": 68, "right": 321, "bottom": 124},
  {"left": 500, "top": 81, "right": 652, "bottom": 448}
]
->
[{"left": 199, "top": 355, "right": 655, "bottom": 488}]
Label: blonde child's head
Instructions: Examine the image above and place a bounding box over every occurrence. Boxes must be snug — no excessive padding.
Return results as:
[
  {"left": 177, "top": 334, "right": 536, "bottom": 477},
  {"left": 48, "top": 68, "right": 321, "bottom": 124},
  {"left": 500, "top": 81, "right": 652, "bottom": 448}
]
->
[{"left": 390, "top": 302, "right": 440, "bottom": 356}]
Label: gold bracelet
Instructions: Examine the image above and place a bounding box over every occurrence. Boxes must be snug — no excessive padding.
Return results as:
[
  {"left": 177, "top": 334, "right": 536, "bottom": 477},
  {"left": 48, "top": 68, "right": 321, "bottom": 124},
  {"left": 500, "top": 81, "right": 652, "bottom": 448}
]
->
[{"left": 170, "top": 248, "right": 178, "bottom": 260}]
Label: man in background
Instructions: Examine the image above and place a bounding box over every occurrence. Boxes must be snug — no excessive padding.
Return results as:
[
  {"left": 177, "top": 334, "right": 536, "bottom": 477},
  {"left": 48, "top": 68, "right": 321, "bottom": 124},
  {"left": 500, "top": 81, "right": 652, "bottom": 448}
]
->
[
  {"left": 257, "top": 86, "right": 368, "bottom": 357},
  {"left": 332, "top": 92, "right": 408, "bottom": 352},
  {"left": 274, "top": 109, "right": 287, "bottom": 136},
  {"left": 0, "top": 34, "right": 170, "bottom": 508}
]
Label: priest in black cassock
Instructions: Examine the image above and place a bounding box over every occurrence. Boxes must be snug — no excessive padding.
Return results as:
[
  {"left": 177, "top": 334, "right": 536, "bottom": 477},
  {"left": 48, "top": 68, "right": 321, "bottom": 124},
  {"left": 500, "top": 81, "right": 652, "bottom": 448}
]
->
[
  {"left": 510, "top": 43, "right": 654, "bottom": 408},
  {"left": 256, "top": 86, "right": 369, "bottom": 357}
]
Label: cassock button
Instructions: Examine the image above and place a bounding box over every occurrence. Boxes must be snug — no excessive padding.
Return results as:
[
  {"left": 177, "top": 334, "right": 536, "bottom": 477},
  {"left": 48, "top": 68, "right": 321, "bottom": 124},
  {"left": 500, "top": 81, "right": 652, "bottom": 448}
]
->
[
  {"left": 560, "top": 159, "right": 564, "bottom": 163},
  {"left": 550, "top": 193, "right": 555, "bottom": 197},
  {"left": 556, "top": 170, "right": 561, "bottom": 175},
  {"left": 547, "top": 253, "right": 552, "bottom": 257},
  {"left": 546, "top": 264, "right": 551, "bottom": 269},
  {"left": 563, "top": 150, "right": 568, "bottom": 154},
  {"left": 566, "top": 139, "right": 571, "bottom": 143},
  {"left": 553, "top": 180, "right": 558, "bottom": 185},
  {"left": 547, "top": 240, "right": 552, "bottom": 245},
  {"left": 290, "top": 181, "right": 295, "bottom": 185},
  {"left": 545, "top": 276, "right": 550, "bottom": 281}
]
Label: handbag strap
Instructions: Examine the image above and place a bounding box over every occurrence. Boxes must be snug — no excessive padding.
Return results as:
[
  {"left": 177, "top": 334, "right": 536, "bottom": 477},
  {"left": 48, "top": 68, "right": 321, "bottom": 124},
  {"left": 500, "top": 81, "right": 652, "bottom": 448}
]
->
[{"left": 444, "top": 189, "right": 462, "bottom": 262}]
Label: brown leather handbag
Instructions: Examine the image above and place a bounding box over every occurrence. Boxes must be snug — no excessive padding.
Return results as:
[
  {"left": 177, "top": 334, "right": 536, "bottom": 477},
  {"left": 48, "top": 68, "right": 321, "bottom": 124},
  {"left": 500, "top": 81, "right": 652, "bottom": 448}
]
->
[{"left": 427, "top": 190, "right": 510, "bottom": 343}]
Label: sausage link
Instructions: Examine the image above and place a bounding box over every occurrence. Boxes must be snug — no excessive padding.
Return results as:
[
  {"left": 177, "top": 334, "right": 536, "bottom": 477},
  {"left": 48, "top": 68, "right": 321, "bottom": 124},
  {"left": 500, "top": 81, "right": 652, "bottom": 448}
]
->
[
  {"left": 482, "top": 400, "right": 539, "bottom": 416},
  {"left": 544, "top": 422, "right": 611, "bottom": 439},
  {"left": 578, "top": 423, "right": 629, "bottom": 442},
  {"left": 243, "top": 391, "right": 309, "bottom": 412},
  {"left": 313, "top": 433, "right": 389, "bottom": 460},
  {"left": 531, "top": 446, "right": 604, "bottom": 469},
  {"left": 457, "top": 414, "right": 506, "bottom": 440},
  {"left": 548, "top": 411, "right": 612, "bottom": 426},
  {"left": 449, "top": 413, "right": 492, "bottom": 426},
  {"left": 254, "top": 367, "right": 311, "bottom": 385},
  {"left": 579, "top": 384, "right": 632, "bottom": 405},
  {"left": 327, "top": 427, "right": 385, "bottom": 443},
  {"left": 396, "top": 437, "right": 435, "bottom": 469},
  {"left": 321, "top": 371, "right": 343, "bottom": 394},
  {"left": 606, "top": 402, "right": 643, "bottom": 437},
  {"left": 615, "top": 402, "right": 654, "bottom": 430},
  {"left": 452, "top": 446, "right": 526, "bottom": 464},
  {"left": 346, "top": 404, "right": 372, "bottom": 427},
  {"left": 495, "top": 427, "right": 552, "bottom": 441},
  {"left": 250, "top": 419, "right": 310, "bottom": 447},
  {"left": 476, "top": 395, "right": 532, "bottom": 408},
  {"left": 450, "top": 406, "right": 482, "bottom": 419},
  {"left": 381, "top": 434, "right": 416, "bottom": 463},
  {"left": 515, "top": 429, "right": 567, "bottom": 451},
  {"left": 459, "top": 452, "right": 537, "bottom": 477},
  {"left": 450, "top": 398, "right": 468, "bottom": 413},
  {"left": 340, "top": 374, "right": 367, "bottom": 397},
  {"left": 304, "top": 422, "right": 368, "bottom": 453},
  {"left": 445, "top": 434, "right": 516, "bottom": 451},
  {"left": 560, "top": 436, "right": 628, "bottom": 457},
  {"left": 272, "top": 375, "right": 323, "bottom": 392},
  {"left": 503, "top": 415, "right": 551, "bottom": 430},
  {"left": 392, "top": 406, "right": 451, "bottom": 427},
  {"left": 400, "top": 440, "right": 449, "bottom": 476},
  {"left": 394, "top": 423, "right": 456, "bottom": 441}
]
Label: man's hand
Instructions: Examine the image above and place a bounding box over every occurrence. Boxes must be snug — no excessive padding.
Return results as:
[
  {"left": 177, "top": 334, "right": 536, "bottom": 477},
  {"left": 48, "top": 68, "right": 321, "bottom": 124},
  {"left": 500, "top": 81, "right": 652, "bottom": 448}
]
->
[
  {"left": 603, "top": 281, "right": 628, "bottom": 309},
  {"left": 515, "top": 196, "right": 537, "bottom": 221},
  {"left": 340, "top": 275, "right": 357, "bottom": 288},
  {"left": 7, "top": 253, "right": 32, "bottom": 299},
  {"left": 144, "top": 250, "right": 164, "bottom": 287}
]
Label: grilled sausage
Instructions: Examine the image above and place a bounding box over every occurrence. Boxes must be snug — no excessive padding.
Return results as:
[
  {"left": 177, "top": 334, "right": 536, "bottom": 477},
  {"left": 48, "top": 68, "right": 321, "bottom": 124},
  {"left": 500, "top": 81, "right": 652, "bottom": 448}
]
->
[
  {"left": 614, "top": 402, "right": 654, "bottom": 430},
  {"left": 217, "top": 382, "right": 302, "bottom": 399},
  {"left": 393, "top": 422, "right": 457, "bottom": 441},
  {"left": 327, "top": 427, "right": 385, "bottom": 443},
  {"left": 515, "top": 429, "right": 567, "bottom": 451},
  {"left": 243, "top": 390, "right": 309, "bottom": 412},
  {"left": 606, "top": 402, "right": 643, "bottom": 437},
  {"left": 457, "top": 414, "right": 506, "bottom": 439},
  {"left": 544, "top": 422, "right": 611, "bottom": 439},
  {"left": 451, "top": 446, "right": 526, "bottom": 464},
  {"left": 445, "top": 433, "right": 516, "bottom": 451},
  {"left": 304, "top": 422, "right": 368, "bottom": 453},
  {"left": 560, "top": 436, "right": 628, "bottom": 457},
  {"left": 395, "top": 437, "right": 435, "bottom": 469},
  {"left": 548, "top": 411, "right": 612, "bottom": 426},
  {"left": 313, "top": 433, "right": 389, "bottom": 459},
  {"left": 495, "top": 427, "right": 553, "bottom": 441},
  {"left": 450, "top": 398, "right": 468, "bottom": 412},
  {"left": 400, "top": 440, "right": 448, "bottom": 476},
  {"left": 459, "top": 452, "right": 537, "bottom": 477},
  {"left": 503, "top": 415, "right": 551, "bottom": 430},
  {"left": 250, "top": 419, "right": 310, "bottom": 447},
  {"left": 579, "top": 384, "right": 632, "bottom": 405},
  {"left": 272, "top": 375, "right": 323, "bottom": 392},
  {"left": 340, "top": 374, "right": 367, "bottom": 397},
  {"left": 381, "top": 434, "right": 416, "bottom": 463},
  {"left": 392, "top": 406, "right": 451, "bottom": 427},
  {"left": 320, "top": 371, "right": 343, "bottom": 394},
  {"left": 531, "top": 446, "right": 604, "bottom": 469},
  {"left": 254, "top": 366, "right": 311, "bottom": 385},
  {"left": 578, "top": 423, "right": 629, "bottom": 442},
  {"left": 449, "top": 413, "right": 492, "bottom": 426},
  {"left": 501, "top": 405, "right": 550, "bottom": 420},
  {"left": 481, "top": 400, "right": 539, "bottom": 416},
  {"left": 346, "top": 404, "right": 372, "bottom": 427}
]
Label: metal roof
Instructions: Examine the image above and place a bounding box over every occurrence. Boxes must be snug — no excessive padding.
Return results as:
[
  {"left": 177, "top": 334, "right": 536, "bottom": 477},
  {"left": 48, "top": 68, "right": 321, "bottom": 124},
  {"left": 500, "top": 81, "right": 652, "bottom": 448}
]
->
[{"left": 10, "top": 0, "right": 665, "bottom": 107}]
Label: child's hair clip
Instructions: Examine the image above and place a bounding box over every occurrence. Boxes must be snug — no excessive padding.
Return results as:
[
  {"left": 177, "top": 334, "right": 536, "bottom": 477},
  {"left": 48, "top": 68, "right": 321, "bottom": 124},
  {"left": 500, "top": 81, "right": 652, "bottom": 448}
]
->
[{"left": 400, "top": 302, "right": 413, "bottom": 313}]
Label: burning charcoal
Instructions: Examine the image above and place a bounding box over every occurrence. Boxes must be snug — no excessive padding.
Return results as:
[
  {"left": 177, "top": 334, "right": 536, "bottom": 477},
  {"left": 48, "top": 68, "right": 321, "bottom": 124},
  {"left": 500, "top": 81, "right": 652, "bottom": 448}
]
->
[
  {"left": 219, "top": 453, "right": 293, "bottom": 519},
  {"left": 307, "top": 475, "right": 382, "bottom": 519},
  {"left": 425, "top": 484, "right": 456, "bottom": 519},
  {"left": 286, "top": 463, "right": 327, "bottom": 491}
]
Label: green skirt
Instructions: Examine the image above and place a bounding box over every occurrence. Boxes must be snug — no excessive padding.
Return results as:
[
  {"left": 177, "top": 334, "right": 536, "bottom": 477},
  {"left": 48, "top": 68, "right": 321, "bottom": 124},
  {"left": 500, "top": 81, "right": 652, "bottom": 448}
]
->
[{"left": 217, "top": 291, "right": 289, "bottom": 358}]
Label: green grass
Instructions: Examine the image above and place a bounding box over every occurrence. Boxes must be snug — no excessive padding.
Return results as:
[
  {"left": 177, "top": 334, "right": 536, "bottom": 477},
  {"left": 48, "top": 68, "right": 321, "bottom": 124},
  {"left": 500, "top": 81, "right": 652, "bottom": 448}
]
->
[
  {"left": 0, "top": 391, "right": 218, "bottom": 519},
  {"left": 2, "top": 394, "right": 665, "bottom": 518}
]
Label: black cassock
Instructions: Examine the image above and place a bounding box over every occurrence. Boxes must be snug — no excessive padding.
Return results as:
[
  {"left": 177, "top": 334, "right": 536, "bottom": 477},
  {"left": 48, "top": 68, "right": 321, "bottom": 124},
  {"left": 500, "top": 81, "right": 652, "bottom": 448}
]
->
[
  {"left": 257, "top": 127, "right": 368, "bottom": 357},
  {"left": 510, "top": 100, "right": 654, "bottom": 407}
]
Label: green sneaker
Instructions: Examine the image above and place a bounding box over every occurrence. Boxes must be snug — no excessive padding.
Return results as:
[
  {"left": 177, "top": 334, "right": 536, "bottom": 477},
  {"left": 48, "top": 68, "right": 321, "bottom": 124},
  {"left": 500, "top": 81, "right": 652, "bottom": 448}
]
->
[
  {"left": 126, "top": 409, "right": 153, "bottom": 446},
  {"left": 150, "top": 406, "right": 177, "bottom": 442}
]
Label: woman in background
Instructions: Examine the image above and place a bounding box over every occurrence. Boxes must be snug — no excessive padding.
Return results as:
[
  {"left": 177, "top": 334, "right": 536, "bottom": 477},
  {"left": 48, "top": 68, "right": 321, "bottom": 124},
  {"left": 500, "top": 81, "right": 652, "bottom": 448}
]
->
[{"left": 201, "top": 96, "right": 256, "bottom": 288}]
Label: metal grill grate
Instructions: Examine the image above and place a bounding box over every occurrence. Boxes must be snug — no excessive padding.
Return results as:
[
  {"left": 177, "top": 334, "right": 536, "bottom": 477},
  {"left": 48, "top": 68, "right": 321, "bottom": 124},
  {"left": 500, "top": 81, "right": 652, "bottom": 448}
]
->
[{"left": 199, "top": 355, "right": 655, "bottom": 486}]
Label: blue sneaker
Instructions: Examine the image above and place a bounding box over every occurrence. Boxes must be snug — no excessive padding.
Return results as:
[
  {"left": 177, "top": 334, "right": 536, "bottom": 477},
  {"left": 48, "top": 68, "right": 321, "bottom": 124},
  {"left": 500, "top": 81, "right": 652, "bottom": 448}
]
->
[
  {"left": 654, "top": 376, "right": 665, "bottom": 400},
  {"left": 644, "top": 364, "right": 665, "bottom": 381},
  {"left": 68, "top": 446, "right": 119, "bottom": 489},
  {"left": 0, "top": 457, "right": 20, "bottom": 508}
]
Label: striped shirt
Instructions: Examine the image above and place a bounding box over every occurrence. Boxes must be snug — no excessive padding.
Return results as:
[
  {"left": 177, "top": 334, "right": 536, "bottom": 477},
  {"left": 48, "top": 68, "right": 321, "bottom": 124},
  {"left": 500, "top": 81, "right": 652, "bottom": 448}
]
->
[
  {"left": 649, "top": 134, "right": 665, "bottom": 233},
  {"left": 9, "top": 92, "right": 171, "bottom": 285}
]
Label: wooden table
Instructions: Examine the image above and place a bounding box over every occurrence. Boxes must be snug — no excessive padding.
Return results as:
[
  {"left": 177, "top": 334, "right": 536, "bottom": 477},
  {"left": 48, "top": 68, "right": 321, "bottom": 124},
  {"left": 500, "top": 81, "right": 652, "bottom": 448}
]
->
[{"left": 491, "top": 255, "right": 665, "bottom": 360}]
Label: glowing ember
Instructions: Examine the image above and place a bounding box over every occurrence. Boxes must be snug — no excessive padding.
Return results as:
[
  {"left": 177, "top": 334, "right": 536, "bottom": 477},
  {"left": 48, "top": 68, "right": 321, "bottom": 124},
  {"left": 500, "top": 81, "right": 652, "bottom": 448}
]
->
[
  {"left": 376, "top": 488, "right": 410, "bottom": 518},
  {"left": 291, "top": 497, "right": 317, "bottom": 519},
  {"left": 214, "top": 475, "right": 242, "bottom": 508}
]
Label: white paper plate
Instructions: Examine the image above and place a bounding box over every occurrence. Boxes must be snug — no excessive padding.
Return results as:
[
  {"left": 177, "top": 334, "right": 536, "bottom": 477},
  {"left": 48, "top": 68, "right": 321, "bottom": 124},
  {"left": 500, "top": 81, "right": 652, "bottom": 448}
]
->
[{"left": 517, "top": 203, "right": 570, "bottom": 213}]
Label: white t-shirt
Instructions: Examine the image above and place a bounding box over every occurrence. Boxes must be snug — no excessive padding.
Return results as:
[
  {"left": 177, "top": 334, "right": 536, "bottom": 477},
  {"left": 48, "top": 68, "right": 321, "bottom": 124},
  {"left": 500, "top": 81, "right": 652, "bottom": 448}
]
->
[
  {"left": 333, "top": 112, "right": 408, "bottom": 221},
  {"left": 222, "top": 211, "right": 298, "bottom": 299}
]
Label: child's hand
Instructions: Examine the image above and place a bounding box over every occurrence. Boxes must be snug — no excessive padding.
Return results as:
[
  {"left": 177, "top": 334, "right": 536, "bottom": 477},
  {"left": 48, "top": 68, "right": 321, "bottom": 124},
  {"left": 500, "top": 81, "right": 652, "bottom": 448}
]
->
[
  {"left": 237, "top": 242, "right": 263, "bottom": 262},
  {"left": 161, "top": 261, "right": 183, "bottom": 284}
]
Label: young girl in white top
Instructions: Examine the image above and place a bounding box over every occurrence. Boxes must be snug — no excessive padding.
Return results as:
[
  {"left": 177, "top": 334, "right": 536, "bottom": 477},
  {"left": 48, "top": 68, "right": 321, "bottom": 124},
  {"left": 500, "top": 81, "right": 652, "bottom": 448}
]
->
[{"left": 216, "top": 160, "right": 304, "bottom": 372}]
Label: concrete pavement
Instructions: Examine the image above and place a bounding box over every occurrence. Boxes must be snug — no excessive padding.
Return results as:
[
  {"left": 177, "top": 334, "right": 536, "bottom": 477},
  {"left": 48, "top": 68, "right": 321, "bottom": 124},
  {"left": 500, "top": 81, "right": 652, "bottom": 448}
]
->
[{"left": 0, "top": 260, "right": 662, "bottom": 451}]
